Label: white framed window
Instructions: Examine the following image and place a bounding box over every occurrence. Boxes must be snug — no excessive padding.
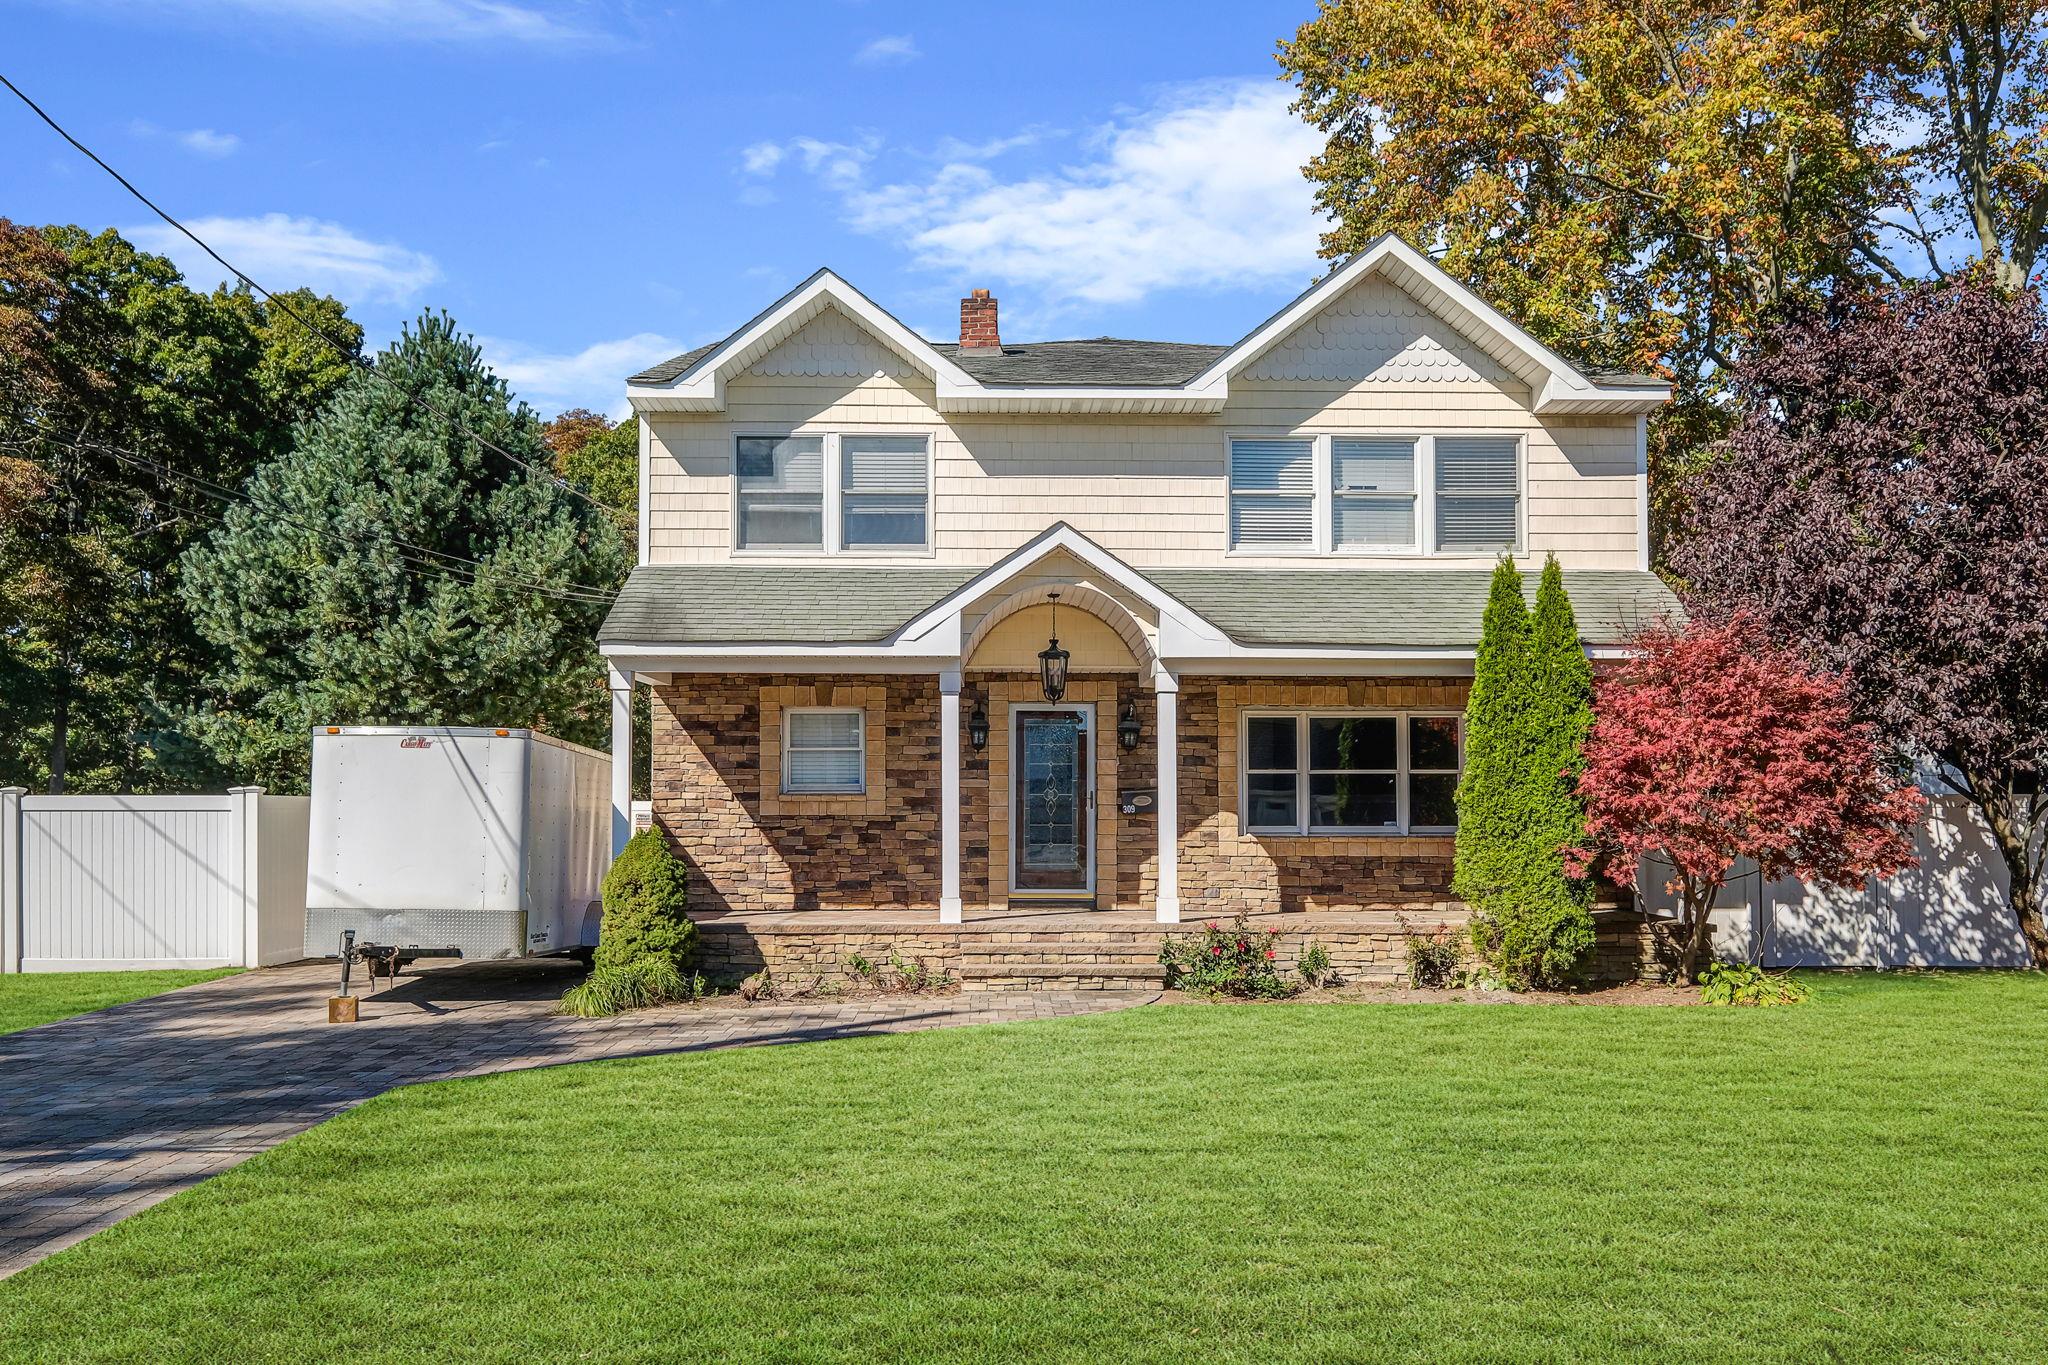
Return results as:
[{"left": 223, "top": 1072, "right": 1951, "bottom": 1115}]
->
[
  {"left": 1332, "top": 437, "right": 1418, "bottom": 550},
  {"left": 736, "top": 435, "right": 825, "bottom": 551},
  {"left": 1228, "top": 437, "right": 1315, "bottom": 550},
  {"left": 782, "top": 708, "right": 865, "bottom": 794},
  {"left": 1226, "top": 433, "right": 1520, "bottom": 555},
  {"left": 735, "top": 433, "right": 932, "bottom": 554},
  {"left": 841, "top": 435, "right": 931, "bottom": 550},
  {"left": 1241, "top": 710, "right": 1463, "bottom": 835},
  {"left": 1434, "top": 436, "right": 1521, "bottom": 551}
]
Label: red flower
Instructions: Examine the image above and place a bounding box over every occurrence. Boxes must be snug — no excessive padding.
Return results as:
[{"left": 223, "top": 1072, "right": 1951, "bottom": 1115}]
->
[
  {"left": 1211, "top": 945, "right": 1222, "bottom": 955},
  {"left": 1265, "top": 949, "right": 1275, "bottom": 959}
]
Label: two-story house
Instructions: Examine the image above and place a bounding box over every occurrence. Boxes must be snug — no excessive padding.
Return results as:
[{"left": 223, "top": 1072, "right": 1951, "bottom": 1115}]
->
[{"left": 596, "top": 235, "right": 1678, "bottom": 984}]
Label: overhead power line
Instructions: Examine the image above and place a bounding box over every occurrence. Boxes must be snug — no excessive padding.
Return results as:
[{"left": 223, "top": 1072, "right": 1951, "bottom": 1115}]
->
[
  {"left": 0, "top": 70, "right": 617, "bottom": 519},
  {"left": 31, "top": 423, "right": 622, "bottom": 606}
]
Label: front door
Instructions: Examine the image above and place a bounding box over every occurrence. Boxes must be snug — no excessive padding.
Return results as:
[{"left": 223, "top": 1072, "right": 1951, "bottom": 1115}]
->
[{"left": 1012, "top": 707, "right": 1093, "bottom": 897}]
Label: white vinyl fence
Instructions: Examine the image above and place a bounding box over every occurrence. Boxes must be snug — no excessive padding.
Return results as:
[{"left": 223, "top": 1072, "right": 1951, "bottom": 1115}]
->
[
  {"left": 0, "top": 787, "right": 309, "bottom": 973},
  {"left": 1641, "top": 794, "right": 2036, "bottom": 969}
]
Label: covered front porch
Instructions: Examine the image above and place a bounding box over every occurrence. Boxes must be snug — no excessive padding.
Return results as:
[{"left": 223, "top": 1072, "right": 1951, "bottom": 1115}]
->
[{"left": 596, "top": 526, "right": 1681, "bottom": 937}]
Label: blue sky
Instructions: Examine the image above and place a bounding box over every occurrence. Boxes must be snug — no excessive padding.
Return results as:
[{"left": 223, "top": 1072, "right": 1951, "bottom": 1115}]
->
[{"left": 7, "top": 1, "right": 1332, "bottom": 417}]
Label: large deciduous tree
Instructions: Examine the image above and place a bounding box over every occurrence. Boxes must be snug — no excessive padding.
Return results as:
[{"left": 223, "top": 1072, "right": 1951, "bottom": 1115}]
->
[
  {"left": 1673, "top": 279, "right": 2048, "bottom": 964},
  {"left": 180, "top": 311, "right": 630, "bottom": 792},
  {"left": 0, "top": 223, "right": 361, "bottom": 792},
  {"left": 1569, "top": 618, "right": 1926, "bottom": 981},
  {"left": 1278, "top": 1, "right": 2048, "bottom": 541},
  {"left": 542, "top": 407, "right": 640, "bottom": 538}
]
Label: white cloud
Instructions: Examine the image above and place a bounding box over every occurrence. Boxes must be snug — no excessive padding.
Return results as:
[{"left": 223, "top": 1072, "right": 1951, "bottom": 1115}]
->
[
  {"left": 89, "top": 0, "right": 605, "bottom": 45},
  {"left": 130, "top": 120, "right": 241, "bottom": 157},
  {"left": 739, "top": 141, "right": 784, "bottom": 177},
  {"left": 127, "top": 214, "right": 442, "bottom": 305},
  {"left": 770, "top": 78, "right": 1326, "bottom": 309},
  {"left": 479, "top": 331, "right": 692, "bottom": 418},
  {"left": 854, "top": 34, "right": 920, "bottom": 66}
]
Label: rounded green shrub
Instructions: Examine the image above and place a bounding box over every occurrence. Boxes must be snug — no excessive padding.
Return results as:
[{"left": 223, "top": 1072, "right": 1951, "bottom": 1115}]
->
[{"left": 592, "top": 828, "right": 696, "bottom": 976}]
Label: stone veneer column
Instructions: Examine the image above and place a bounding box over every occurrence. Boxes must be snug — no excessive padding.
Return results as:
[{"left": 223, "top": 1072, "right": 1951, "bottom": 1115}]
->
[
  {"left": 939, "top": 668, "right": 963, "bottom": 924},
  {"left": 1154, "top": 667, "right": 1180, "bottom": 923}
]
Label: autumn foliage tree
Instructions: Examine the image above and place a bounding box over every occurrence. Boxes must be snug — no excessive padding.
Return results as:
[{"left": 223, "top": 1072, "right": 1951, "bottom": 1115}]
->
[
  {"left": 1278, "top": 1, "right": 2048, "bottom": 542},
  {"left": 1569, "top": 618, "right": 1925, "bottom": 981},
  {"left": 1674, "top": 278, "right": 2048, "bottom": 965}
]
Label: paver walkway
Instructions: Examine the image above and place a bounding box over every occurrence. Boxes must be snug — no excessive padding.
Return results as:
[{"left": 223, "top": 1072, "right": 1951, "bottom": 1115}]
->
[{"left": 0, "top": 960, "right": 1154, "bottom": 1278}]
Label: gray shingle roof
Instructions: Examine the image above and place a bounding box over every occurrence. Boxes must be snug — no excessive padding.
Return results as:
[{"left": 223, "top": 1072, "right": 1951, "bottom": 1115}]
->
[
  {"left": 934, "top": 339, "right": 1227, "bottom": 387},
  {"left": 599, "top": 563, "right": 1680, "bottom": 650},
  {"left": 628, "top": 342, "right": 720, "bottom": 386},
  {"left": 1147, "top": 569, "right": 1680, "bottom": 648},
  {"left": 599, "top": 565, "right": 980, "bottom": 644},
  {"left": 627, "top": 337, "right": 1227, "bottom": 389}
]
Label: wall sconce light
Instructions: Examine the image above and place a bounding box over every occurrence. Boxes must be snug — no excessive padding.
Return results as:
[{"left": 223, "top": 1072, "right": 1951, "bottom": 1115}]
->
[
  {"left": 1117, "top": 697, "right": 1142, "bottom": 752},
  {"left": 967, "top": 693, "right": 989, "bottom": 752}
]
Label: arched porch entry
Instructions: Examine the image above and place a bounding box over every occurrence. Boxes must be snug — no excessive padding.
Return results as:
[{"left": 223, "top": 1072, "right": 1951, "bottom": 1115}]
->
[{"left": 945, "top": 583, "right": 1180, "bottom": 924}]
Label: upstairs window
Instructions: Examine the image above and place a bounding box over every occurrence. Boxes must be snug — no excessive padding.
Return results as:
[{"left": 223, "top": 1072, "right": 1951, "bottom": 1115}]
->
[
  {"left": 735, "top": 433, "right": 932, "bottom": 554},
  {"left": 1435, "top": 436, "right": 1520, "bottom": 550},
  {"left": 736, "top": 435, "right": 824, "bottom": 551},
  {"left": 1228, "top": 438, "right": 1314, "bottom": 550},
  {"left": 1332, "top": 437, "right": 1418, "bottom": 550},
  {"left": 841, "top": 436, "right": 931, "bottom": 550},
  {"left": 782, "top": 708, "right": 865, "bottom": 794},
  {"left": 1242, "top": 711, "right": 1463, "bottom": 835}
]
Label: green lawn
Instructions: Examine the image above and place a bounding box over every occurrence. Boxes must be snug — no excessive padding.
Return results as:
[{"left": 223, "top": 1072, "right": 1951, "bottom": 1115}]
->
[
  {"left": 4, "top": 974, "right": 2045, "bottom": 1363},
  {"left": 0, "top": 969, "right": 239, "bottom": 1036}
]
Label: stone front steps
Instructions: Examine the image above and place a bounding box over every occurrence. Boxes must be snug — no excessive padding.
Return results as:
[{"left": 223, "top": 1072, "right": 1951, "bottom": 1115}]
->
[{"left": 959, "top": 932, "right": 1171, "bottom": 993}]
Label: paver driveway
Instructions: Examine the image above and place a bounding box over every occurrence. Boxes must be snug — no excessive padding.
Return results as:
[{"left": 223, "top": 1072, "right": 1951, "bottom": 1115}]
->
[{"left": 0, "top": 960, "right": 1153, "bottom": 1278}]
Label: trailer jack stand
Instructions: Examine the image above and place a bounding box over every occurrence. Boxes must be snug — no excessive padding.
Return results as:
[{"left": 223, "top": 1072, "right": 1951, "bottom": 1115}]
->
[{"left": 328, "top": 928, "right": 360, "bottom": 1023}]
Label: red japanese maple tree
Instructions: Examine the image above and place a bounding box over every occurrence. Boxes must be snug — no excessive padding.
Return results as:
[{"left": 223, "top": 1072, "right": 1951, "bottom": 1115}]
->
[{"left": 1568, "top": 617, "right": 1926, "bottom": 980}]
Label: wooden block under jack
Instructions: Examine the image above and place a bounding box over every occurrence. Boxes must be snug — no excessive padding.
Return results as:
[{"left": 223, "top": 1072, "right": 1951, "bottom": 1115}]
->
[{"left": 327, "top": 995, "right": 359, "bottom": 1023}]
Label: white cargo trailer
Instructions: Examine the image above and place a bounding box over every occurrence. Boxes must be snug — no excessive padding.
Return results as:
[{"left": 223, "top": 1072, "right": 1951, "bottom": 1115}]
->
[{"left": 304, "top": 726, "right": 611, "bottom": 960}]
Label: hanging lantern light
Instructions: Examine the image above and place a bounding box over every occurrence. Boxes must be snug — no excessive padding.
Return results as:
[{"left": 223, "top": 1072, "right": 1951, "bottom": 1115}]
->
[
  {"left": 1118, "top": 696, "right": 1142, "bottom": 752},
  {"left": 1038, "top": 591, "right": 1070, "bottom": 702}
]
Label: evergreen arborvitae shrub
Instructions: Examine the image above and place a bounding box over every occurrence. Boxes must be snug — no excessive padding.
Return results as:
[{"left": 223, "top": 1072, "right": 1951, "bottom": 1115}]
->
[
  {"left": 1454, "top": 557, "right": 1534, "bottom": 926},
  {"left": 1453, "top": 556, "right": 1598, "bottom": 988},
  {"left": 593, "top": 829, "right": 696, "bottom": 975},
  {"left": 1502, "top": 555, "right": 1597, "bottom": 985}
]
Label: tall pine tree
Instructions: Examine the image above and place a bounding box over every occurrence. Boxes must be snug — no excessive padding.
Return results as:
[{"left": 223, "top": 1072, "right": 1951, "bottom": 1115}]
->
[
  {"left": 179, "top": 311, "right": 628, "bottom": 792},
  {"left": 1453, "top": 556, "right": 1596, "bottom": 987}
]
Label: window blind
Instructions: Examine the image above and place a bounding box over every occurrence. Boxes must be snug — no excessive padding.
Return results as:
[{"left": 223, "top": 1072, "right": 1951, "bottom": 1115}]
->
[
  {"left": 785, "top": 710, "right": 864, "bottom": 793},
  {"left": 1434, "top": 437, "right": 1518, "bottom": 548},
  {"left": 1229, "top": 438, "right": 1314, "bottom": 548},
  {"left": 841, "top": 435, "right": 930, "bottom": 549},
  {"left": 1332, "top": 437, "right": 1417, "bottom": 548},
  {"left": 737, "top": 435, "right": 825, "bottom": 549}
]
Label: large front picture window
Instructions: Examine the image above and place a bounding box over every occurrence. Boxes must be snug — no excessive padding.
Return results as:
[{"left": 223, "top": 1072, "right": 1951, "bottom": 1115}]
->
[{"left": 1242, "top": 711, "right": 1462, "bottom": 835}]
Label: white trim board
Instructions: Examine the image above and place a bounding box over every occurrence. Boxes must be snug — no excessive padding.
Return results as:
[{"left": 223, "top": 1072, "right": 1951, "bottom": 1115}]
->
[{"left": 626, "top": 238, "right": 1671, "bottom": 418}]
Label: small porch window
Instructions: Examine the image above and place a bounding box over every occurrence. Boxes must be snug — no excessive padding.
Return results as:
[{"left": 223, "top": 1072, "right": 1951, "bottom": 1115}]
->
[{"left": 782, "top": 708, "right": 865, "bottom": 794}]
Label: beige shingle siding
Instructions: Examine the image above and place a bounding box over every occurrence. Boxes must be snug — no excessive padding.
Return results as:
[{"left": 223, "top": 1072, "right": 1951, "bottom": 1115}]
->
[{"left": 642, "top": 299, "right": 1647, "bottom": 570}]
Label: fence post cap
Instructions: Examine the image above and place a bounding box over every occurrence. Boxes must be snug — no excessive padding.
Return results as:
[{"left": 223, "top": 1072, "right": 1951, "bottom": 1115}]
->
[
  {"left": 226, "top": 785, "right": 267, "bottom": 795},
  {"left": 0, "top": 786, "right": 26, "bottom": 797}
]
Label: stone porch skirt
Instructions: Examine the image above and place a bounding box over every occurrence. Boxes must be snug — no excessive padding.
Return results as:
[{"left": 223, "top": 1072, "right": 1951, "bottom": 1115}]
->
[{"left": 690, "top": 908, "right": 1664, "bottom": 991}]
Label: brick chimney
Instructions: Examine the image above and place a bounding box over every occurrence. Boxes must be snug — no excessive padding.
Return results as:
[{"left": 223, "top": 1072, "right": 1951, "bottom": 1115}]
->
[{"left": 958, "top": 288, "right": 1001, "bottom": 355}]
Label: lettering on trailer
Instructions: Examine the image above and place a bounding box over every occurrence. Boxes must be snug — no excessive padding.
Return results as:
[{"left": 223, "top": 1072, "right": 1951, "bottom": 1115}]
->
[{"left": 399, "top": 737, "right": 434, "bottom": 749}]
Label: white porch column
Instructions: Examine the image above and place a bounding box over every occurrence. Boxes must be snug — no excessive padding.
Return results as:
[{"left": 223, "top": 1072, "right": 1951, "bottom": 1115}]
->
[
  {"left": 1154, "top": 667, "right": 1181, "bottom": 924},
  {"left": 939, "top": 668, "right": 964, "bottom": 924},
  {"left": 609, "top": 664, "right": 634, "bottom": 858}
]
